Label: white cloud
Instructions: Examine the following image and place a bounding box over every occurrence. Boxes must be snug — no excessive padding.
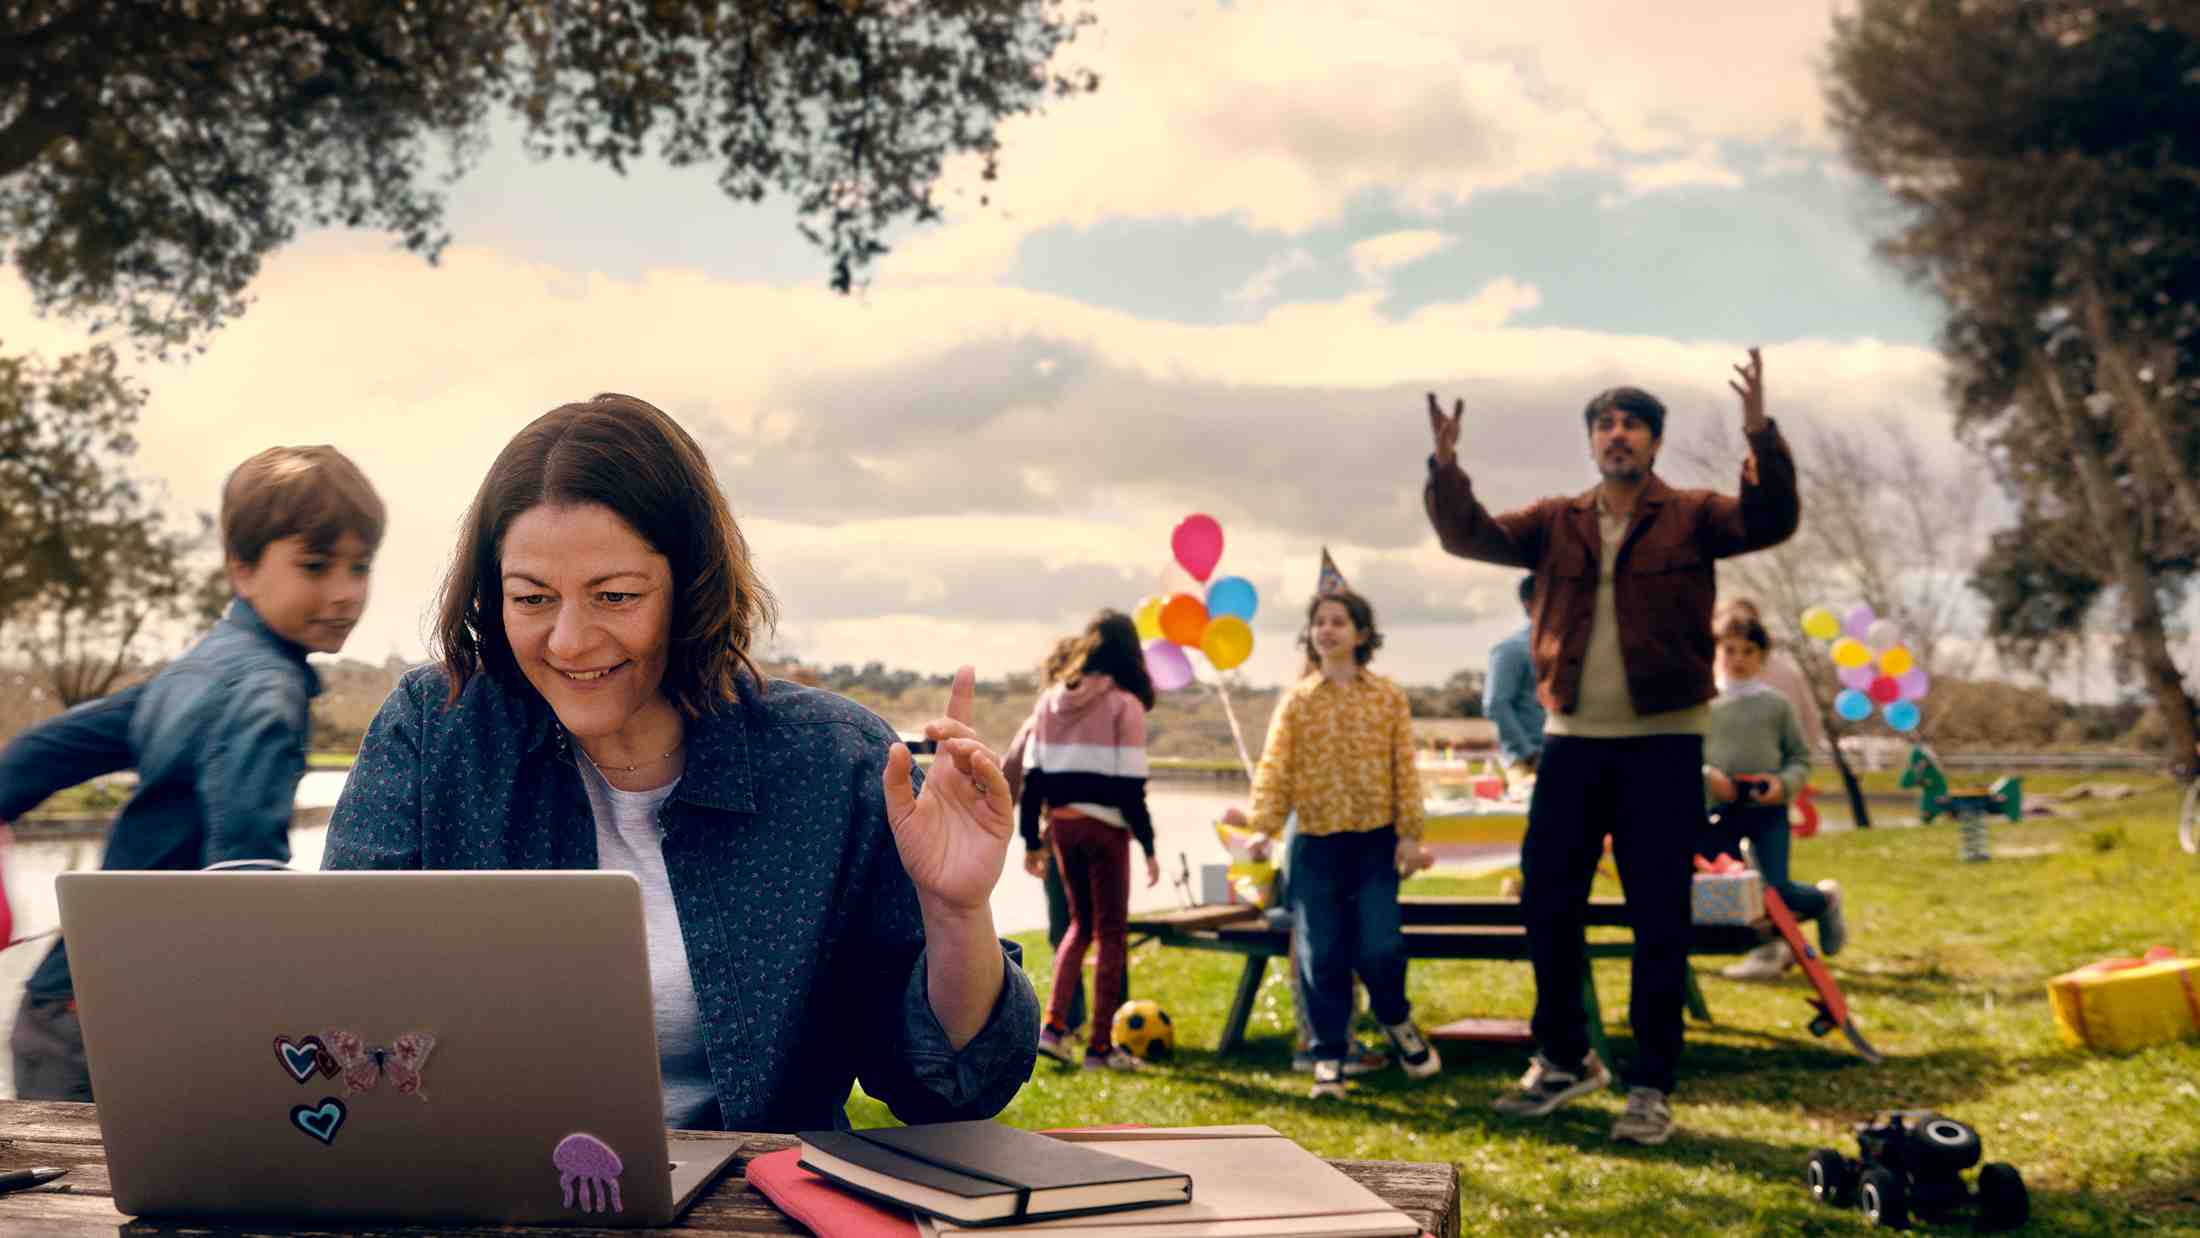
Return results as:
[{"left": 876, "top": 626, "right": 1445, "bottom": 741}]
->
[
  {"left": 1611, "top": 147, "right": 1747, "bottom": 200},
  {"left": 1348, "top": 230, "right": 1455, "bottom": 282},
  {"left": 1226, "top": 248, "right": 1317, "bottom": 309},
  {"left": 0, "top": 236, "right": 1944, "bottom": 687},
  {"left": 885, "top": 2, "right": 1837, "bottom": 283}
]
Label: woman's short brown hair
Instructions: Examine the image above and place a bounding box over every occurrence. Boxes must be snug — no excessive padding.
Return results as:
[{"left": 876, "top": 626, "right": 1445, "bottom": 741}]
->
[
  {"left": 432, "top": 393, "right": 778, "bottom": 715},
  {"left": 221, "top": 445, "right": 386, "bottom": 566}
]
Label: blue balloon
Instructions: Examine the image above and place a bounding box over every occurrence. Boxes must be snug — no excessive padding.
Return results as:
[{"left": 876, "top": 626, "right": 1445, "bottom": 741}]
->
[
  {"left": 1884, "top": 700, "right": 1921, "bottom": 732},
  {"left": 1205, "top": 575, "right": 1259, "bottom": 622},
  {"left": 1834, "top": 689, "right": 1872, "bottom": 722}
]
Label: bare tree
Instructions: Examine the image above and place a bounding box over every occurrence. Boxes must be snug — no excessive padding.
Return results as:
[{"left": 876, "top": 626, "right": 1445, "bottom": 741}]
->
[{"left": 1673, "top": 418, "right": 1987, "bottom": 826}]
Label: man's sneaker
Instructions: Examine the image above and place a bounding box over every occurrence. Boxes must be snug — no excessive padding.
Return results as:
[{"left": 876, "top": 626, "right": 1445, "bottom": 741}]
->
[
  {"left": 1309, "top": 1059, "right": 1350, "bottom": 1099},
  {"left": 1610, "top": 1086, "right": 1674, "bottom": 1145},
  {"left": 1492, "top": 1051, "right": 1610, "bottom": 1116},
  {"left": 1720, "top": 941, "right": 1794, "bottom": 981},
  {"left": 1084, "top": 1046, "right": 1145, "bottom": 1072},
  {"left": 1292, "top": 1042, "right": 1391, "bottom": 1077},
  {"left": 1382, "top": 1020, "right": 1442, "bottom": 1080},
  {"left": 1817, "top": 879, "right": 1848, "bottom": 956},
  {"left": 1037, "top": 1026, "right": 1076, "bottom": 1065}
]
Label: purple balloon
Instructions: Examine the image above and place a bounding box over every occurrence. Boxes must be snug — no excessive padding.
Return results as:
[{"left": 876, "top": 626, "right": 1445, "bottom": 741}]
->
[
  {"left": 1837, "top": 664, "right": 1876, "bottom": 691},
  {"left": 1843, "top": 603, "right": 1877, "bottom": 640},
  {"left": 1144, "top": 637, "right": 1193, "bottom": 692},
  {"left": 1897, "top": 667, "right": 1930, "bottom": 702}
]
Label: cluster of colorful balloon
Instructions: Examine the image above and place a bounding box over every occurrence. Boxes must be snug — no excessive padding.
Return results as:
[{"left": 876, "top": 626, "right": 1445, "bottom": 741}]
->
[
  {"left": 1131, "top": 514, "right": 1258, "bottom": 692},
  {"left": 1800, "top": 602, "right": 1928, "bottom": 731}
]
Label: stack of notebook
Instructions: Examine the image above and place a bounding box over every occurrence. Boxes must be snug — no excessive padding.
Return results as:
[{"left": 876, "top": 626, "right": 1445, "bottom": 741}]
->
[{"left": 775, "top": 1121, "right": 1425, "bottom": 1237}]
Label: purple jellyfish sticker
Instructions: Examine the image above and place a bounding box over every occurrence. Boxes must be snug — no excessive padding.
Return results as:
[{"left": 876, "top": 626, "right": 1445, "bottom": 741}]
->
[{"left": 554, "top": 1133, "right": 624, "bottom": 1214}]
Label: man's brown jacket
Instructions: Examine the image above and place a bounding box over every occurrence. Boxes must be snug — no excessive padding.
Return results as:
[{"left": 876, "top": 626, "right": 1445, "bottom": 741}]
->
[{"left": 1423, "top": 422, "right": 1800, "bottom": 718}]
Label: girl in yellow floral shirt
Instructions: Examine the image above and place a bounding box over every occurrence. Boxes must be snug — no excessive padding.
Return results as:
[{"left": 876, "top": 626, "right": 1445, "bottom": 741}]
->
[{"left": 1238, "top": 588, "right": 1440, "bottom": 1098}]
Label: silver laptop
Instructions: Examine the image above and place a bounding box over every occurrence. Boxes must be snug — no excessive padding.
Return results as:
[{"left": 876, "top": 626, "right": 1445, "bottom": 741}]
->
[{"left": 56, "top": 870, "right": 741, "bottom": 1227}]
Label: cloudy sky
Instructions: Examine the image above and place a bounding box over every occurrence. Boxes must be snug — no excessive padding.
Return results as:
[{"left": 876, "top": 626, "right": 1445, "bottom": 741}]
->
[{"left": 2, "top": 2, "right": 1964, "bottom": 690}]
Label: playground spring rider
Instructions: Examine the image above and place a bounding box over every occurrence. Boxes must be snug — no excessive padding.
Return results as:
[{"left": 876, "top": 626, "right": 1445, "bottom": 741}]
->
[{"left": 1898, "top": 745, "right": 2021, "bottom": 862}]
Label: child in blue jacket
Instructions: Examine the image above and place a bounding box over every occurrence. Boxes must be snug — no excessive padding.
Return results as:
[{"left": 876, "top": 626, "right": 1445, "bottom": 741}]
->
[{"left": 0, "top": 446, "right": 383, "bottom": 1098}]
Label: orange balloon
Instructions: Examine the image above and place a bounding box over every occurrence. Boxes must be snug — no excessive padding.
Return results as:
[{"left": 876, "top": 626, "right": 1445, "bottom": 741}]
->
[{"left": 1159, "top": 594, "right": 1209, "bottom": 646}]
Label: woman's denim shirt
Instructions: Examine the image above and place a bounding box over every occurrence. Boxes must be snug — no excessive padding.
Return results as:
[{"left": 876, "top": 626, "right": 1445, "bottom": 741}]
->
[{"left": 324, "top": 664, "right": 1038, "bottom": 1132}]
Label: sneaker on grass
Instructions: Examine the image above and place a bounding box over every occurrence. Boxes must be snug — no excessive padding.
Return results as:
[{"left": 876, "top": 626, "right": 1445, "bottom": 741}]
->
[
  {"left": 1037, "top": 1026, "right": 1077, "bottom": 1066},
  {"left": 1292, "top": 1042, "right": 1391, "bottom": 1077},
  {"left": 1817, "top": 879, "right": 1848, "bottom": 956},
  {"left": 1381, "top": 1020, "right": 1442, "bottom": 1080},
  {"left": 1492, "top": 1050, "right": 1610, "bottom": 1117},
  {"left": 1720, "top": 941, "right": 1794, "bottom": 981},
  {"left": 1309, "top": 1059, "right": 1350, "bottom": 1100},
  {"left": 1610, "top": 1086, "right": 1674, "bottom": 1145},
  {"left": 1084, "top": 1046, "right": 1145, "bottom": 1072}
]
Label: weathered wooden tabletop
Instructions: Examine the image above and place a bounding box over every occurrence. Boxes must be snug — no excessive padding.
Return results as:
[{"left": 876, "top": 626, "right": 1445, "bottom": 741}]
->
[{"left": 0, "top": 1100, "right": 1461, "bottom": 1236}]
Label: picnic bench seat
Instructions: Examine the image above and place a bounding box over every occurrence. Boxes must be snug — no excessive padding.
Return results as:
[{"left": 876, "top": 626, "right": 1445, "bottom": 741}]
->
[{"left": 1127, "top": 897, "right": 1766, "bottom": 1064}]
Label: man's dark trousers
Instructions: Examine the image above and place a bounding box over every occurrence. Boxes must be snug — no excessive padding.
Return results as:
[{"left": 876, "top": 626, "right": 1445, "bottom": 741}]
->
[{"left": 1522, "top": 731, "right": 1703, "bottom": 1094}]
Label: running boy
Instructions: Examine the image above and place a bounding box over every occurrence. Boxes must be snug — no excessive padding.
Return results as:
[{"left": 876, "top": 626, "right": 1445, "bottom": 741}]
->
[{"left": 0, "top": 445, "right": 384, "bottom": 1099}]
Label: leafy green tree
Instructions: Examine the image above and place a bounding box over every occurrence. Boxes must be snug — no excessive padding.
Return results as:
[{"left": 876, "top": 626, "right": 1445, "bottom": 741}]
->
[
  {"left": 0, "top": 342, "right": 211, "bottom": 705},
  {"left": 2, "top": 0, "right": 1098, "bottom": 353},
  {"left": 1826, "top": 0, "right": 2200, "bottom": 771}
]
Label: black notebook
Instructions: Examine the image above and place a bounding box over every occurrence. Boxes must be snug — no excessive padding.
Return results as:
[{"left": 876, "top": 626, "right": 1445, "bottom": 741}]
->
[{"left": 797, "top": 1120, "right": 1193, "bottom": 1226}]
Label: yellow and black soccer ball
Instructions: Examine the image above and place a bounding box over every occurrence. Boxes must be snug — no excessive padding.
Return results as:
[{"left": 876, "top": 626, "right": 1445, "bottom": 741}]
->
[{"left": 1111, "top": 1000, "right": 1175, "bottom": 1061}]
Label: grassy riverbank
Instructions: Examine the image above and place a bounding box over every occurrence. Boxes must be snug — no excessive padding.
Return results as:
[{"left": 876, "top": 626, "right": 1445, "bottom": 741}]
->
[{"left": 858, "top": 775, "right": 2200, "bottom": 1235}]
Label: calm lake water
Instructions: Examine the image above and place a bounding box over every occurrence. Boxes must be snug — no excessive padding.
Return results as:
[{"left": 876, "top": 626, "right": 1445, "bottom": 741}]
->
[{"left": 0, "top": 773, "right": 1255, "bottom": 1095}]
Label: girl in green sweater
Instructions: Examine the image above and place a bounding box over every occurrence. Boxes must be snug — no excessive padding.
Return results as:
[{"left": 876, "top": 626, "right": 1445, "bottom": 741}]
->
[{"left": 1701, "top": 613, "right": 1847, "bottom": 980}]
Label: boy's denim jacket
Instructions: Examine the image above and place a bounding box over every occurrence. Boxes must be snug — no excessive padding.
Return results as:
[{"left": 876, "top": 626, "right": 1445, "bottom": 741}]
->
[
  {"left": 2, "top": 599, "right": 320, "bottom": 999},
  {"left": 324, "top": 664, "right": 1039, "bottom": 1133}
]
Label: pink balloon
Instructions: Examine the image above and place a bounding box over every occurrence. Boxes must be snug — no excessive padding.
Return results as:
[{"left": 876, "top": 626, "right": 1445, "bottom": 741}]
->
[
  {"left": 1144, "top": 638, "right": 1193, "bottom": 692},
  {"left": 1838, "top": 664, "right": 1875, "bottom": 691},
  {"left": 1843, "top": 603, "right": 1877, "bottom": 641},
  {"left": 1171, "top": 514, "right": 1224, "bottom": 583},
  {"left": 1897, "top": 667, "right": 1930, "bottom": 701}
]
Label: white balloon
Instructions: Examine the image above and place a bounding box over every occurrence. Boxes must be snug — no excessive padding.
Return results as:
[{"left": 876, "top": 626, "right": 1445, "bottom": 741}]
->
[{"left": 1865, "top": 618, "right": 1902, "bottom": 651}]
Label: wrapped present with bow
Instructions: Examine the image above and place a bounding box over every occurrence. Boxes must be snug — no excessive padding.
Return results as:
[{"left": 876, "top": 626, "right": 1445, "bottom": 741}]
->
[
  {"left": 1690, "top": 852, "right": 1763, "bottom": 926},
  {"left": 1213, "top": 822, "right": 1279, "bottom": 909},
  {"left": 2047, "top": 946, "right": 2200, "bottom": 1053}
]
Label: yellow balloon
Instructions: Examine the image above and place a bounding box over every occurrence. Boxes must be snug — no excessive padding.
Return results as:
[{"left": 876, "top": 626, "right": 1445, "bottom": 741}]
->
[
  {"left": 1200, "top": 616, "right": 1255, "bottom": 671},
  {"left": 1133, "top": 595, "right": 1164, "bottom": 642},
  {"left": 1831, "top": 637, "right": 1872, "bottom": 669},
  {"left": 1800, "top": 606, "right": 1841, "bottom": 641},
  {"left": 1879, "top": 645, "right": 1914, "bottom": 675}
]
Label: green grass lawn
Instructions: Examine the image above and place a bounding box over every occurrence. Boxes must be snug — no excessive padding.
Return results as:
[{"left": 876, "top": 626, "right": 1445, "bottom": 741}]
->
[{"left": 854, "top": 777, "right": 2200, "bottom": 1235}]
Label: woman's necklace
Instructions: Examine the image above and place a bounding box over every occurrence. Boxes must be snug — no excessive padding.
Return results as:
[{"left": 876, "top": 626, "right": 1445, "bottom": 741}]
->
[{"left": 596, "top": 746, "right": 680, "bottom": 774}]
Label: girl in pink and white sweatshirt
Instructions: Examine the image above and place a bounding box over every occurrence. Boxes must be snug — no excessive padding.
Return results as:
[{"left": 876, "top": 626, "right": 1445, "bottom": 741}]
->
[{"left": 1019, "top": 611, "right": 1159, "bottom": 1070}]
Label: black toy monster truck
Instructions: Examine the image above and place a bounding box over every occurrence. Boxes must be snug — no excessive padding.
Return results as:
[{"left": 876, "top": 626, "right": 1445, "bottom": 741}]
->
[{"left": 1806, "top": 1109, "right": 2028, "bottom": 1230}]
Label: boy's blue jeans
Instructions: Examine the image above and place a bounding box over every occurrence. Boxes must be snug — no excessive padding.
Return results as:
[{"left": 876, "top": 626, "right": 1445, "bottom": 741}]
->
[
  {"left": 1704, "top": 803, "right": 1829, "bottom": 920},
  {"left": 1290, "top": 825, "right": 1411, "bottom": 1062}
]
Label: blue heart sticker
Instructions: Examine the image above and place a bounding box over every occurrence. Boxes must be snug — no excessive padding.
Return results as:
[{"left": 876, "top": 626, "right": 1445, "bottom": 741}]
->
[
  {"left": 274, "top": 1034, "right": 330, "bottom": 1085},
  {"left": 291, "top": 1098, "right": 347, "bottom": 1146}
]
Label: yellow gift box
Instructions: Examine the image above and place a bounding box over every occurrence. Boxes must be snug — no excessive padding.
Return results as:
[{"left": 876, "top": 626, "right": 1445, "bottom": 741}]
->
[{"left": 2046, "top": 951, "right": 2200, "bottom": 1053}]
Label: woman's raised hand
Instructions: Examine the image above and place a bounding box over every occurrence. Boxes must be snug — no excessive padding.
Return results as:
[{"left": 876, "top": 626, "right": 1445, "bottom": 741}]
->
[{"left": 883, "top": 666, "right": 1014, "bottom": 913}]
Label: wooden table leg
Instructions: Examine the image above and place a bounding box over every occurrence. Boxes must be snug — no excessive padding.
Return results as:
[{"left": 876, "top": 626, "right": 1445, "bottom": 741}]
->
[
  {"left": 1217, "top": 954, "right": 1270, "bottom": 1053},
  {"left": 1684, "top": 961, "right": 1713, "bottom": 1023}
]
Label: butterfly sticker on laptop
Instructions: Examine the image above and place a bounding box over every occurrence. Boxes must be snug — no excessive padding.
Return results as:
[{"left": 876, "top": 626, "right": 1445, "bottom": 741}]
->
[{"left": 321, "top": 1029, "right": 436, "bottom": 1099}]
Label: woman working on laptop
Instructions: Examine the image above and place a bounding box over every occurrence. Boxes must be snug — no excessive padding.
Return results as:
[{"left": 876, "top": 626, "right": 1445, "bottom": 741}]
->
[{"left": 323, "top": 394, "right": 1038, "bottom": 1133}]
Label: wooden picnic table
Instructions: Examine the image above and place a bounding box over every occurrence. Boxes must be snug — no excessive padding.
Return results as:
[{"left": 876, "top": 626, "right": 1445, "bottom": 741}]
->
[
  {"left": 1128, "top": 898, "right": 1766, "bottom": 1064},
  {"left": 0, "top": 1099, "right": 1463, "bottom": 1237}
]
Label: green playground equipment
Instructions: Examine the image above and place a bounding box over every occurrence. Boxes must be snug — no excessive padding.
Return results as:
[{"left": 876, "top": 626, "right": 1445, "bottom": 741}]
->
[{"left": 1898, "top": 744, "right": 2022, "bottom": 861}]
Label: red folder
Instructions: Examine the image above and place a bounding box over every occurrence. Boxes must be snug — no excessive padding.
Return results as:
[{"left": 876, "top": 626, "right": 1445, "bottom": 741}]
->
[{"left": 746, "top": 1146, "right": 921, "bottom": 1238}]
